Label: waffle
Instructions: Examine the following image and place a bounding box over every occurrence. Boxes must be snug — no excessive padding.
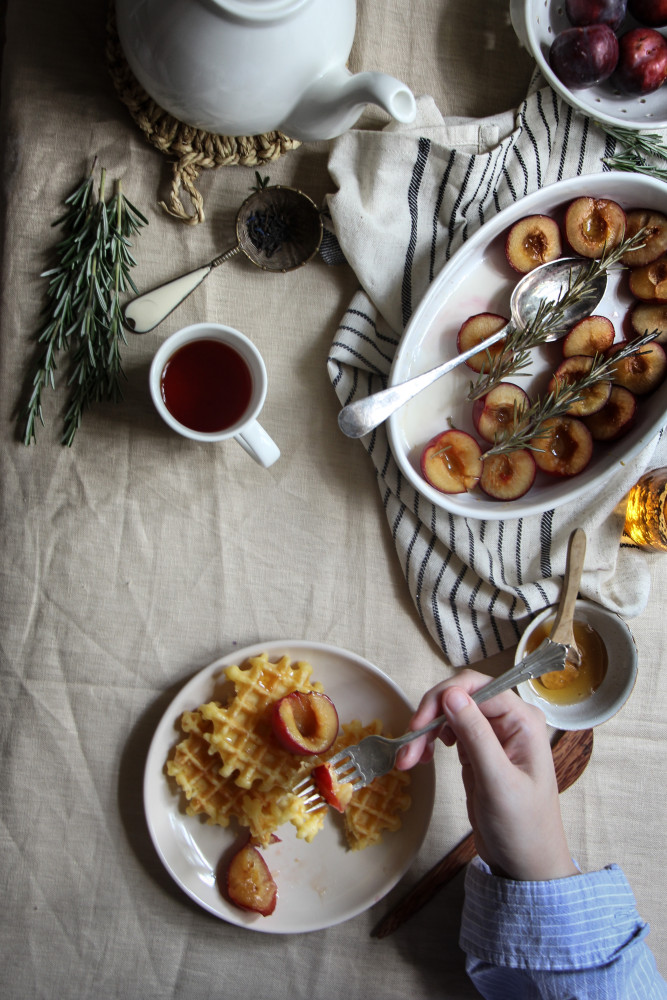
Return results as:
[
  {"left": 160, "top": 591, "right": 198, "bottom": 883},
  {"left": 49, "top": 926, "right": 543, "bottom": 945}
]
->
[
  {"left": 166, "top": 653, "right": 327, "bottom": 845},
  {"left": 334, "top": 720, "right": 412, "bottom": 851},
  {"left": 165, "top": 652, "right": 411, "bottom": 851}
]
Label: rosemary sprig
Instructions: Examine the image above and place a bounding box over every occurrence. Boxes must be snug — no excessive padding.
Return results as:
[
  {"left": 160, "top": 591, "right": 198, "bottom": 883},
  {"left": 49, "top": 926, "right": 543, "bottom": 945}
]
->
[
  {"left": 21, "top": 163, "right": 147, "bottom": 446},
  {"left": 599, "top": 123, "right": 667, "bottom": 181},
  {"left": 483, "top": 330, "right": 658, "bottom": 457},
  {"left": 467, "top": 229, "right": 647, "bottom": 402},
  {"left": 22, "top": 165, "right": 97, "bottom": 445}
]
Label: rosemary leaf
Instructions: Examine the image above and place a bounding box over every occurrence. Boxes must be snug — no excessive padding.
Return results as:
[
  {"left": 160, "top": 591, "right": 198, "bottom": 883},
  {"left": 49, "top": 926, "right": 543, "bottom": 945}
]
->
[
  {"left": 467, "top": 229, "right": 648, "bottom": 402},
  {"left": 20, "top": 163, "right": 147, "bottom": 446},
  {"left": 484, "top": 330, "right": 659, "bottom": 457},
  {"left": 599, "top": 122, "right": 667, "bottom": 180}
]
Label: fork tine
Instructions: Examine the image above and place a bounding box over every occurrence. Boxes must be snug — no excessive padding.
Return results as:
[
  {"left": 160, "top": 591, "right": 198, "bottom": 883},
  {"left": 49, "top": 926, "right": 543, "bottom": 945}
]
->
[{"left": 291, "top": 776, "right": 327, "bottom": 813}]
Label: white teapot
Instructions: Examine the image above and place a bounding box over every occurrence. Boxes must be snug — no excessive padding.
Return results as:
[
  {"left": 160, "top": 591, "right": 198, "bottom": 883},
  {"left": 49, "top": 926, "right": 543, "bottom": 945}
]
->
[{"left": 115, "top": 0, "right": 416, "bottom": 141}]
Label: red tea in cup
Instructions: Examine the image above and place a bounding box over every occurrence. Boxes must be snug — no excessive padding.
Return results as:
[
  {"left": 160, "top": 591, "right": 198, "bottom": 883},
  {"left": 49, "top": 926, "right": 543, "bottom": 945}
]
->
[{"left": 160, "top": 339, "right": 253, "bottom": 433}]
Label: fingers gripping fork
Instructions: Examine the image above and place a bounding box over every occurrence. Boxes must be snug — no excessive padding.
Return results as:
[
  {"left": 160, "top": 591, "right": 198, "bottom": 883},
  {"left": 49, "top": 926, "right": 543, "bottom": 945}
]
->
[{"left": 293, "top": 638, "right": 568, "bottom": 810}]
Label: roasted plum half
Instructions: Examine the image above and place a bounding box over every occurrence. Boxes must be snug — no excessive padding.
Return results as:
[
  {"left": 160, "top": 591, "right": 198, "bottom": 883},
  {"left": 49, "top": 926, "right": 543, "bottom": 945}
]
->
[
  {"left": 629, "top": 301, "right": 667, "bottom": 343},
  {"left": 607, "top": 340, "right": 667, "bottom": 393},
  {"left": 226, "top": 842, "right": 278, "bottom": 916},
  {"left": 582, "top": 385, "right": 637, "bottom": 440},
  {"left": 271, "top": 691, "right": 339, "bottom": 755},
  {"left": 456, "top": 313, "right": 509, "bottom": 372},
  {"left": 563, "top": 315, "right": 616, "bottom": 356},
  {"left": 564, "top": 197, "right": 626, "bottom": 258},
  {"left": 550, "top": 24, "right": 619, "bottom": 88},
  {"left": 530, "top": 417, "right": 594, "bottom": 476},
  {"left": 479, "top": 450, "right": 537, "bottom": 501},
  {"left": 472, "top": 382, "right": 530, "bottom": 443},
  {"left": 548, "top": 355, "right": 612, "bottom": 416},
  {"left": 622, "top": 211, "right": 667, "bottom": 268},
  {"left": 421, "top": 429, "right": 483, "bottom": 494},
  {"left": 505, "top": 215, "right": 563, "bottom": 273},
  {"left": 628, "top": 255, "right": 667, "bottom": 301}
]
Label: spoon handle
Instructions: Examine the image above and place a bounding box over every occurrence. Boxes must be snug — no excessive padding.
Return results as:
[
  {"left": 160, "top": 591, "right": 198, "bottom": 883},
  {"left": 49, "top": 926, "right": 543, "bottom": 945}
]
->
[
  {"left": 337, "top": 324, "right": 510, "bottom": 438},
  {"left": 550, "top": 527, "right": 587, "bottom": 645},
  {"left": 123, "top": 246, "right": 241, "bottom": 334}
]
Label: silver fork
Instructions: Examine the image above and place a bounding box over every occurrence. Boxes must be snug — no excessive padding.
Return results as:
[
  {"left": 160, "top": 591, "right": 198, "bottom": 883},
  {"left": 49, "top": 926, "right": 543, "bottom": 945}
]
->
[{"left": 292, "top": 638, "right": 568, "bottom": 811}]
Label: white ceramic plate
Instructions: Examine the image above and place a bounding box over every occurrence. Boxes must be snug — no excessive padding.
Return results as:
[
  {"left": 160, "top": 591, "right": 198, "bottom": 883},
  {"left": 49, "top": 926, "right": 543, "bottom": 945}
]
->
[
  {"left": 512, "top": 0, "right": 667, "bottom": 129},
  {"left": 387, "top": 172, "right": 667, "bottom": 520},
  {"left": 144, "top": 639, "right": 435, "bottom": 934}
]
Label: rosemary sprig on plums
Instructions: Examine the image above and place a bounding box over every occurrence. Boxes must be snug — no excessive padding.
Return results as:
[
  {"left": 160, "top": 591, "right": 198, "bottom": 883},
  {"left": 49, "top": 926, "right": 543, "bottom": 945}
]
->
[
  {"left": 21, "top": 161, "right": 147, "bottom": 446},
  {"left": 483, "top": 330, "right": 659, "bottom": 457},
  {"left": 467, "top": 230, "right": 648, "bottom": 402}
]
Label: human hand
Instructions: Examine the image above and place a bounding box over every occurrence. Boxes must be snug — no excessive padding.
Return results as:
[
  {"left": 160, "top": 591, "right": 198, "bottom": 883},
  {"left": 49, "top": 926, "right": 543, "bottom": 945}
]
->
[{"left": 397, "top": 670, "right": 578, "bottom": 881}]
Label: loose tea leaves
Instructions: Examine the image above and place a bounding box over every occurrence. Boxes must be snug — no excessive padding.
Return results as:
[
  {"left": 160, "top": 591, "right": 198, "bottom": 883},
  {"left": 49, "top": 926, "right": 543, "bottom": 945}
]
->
[
  {"left": 245, "top": 208, "right": 294, "bottom": 258},
  {"left": 20, "top": 160, "right": 147, "bottom": 445}
]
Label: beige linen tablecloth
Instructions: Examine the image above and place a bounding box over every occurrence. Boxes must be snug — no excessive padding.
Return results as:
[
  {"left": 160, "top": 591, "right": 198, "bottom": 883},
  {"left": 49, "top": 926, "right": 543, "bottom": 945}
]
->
[{"left": 1, "top": 2, "right": 665, "bottom": 998}]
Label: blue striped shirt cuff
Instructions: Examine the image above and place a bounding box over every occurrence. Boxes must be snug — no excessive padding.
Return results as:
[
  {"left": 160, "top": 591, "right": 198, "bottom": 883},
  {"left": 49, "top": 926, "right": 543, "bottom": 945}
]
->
[{"left": 460, "top": 859, "right": 648, "bottom": 970}]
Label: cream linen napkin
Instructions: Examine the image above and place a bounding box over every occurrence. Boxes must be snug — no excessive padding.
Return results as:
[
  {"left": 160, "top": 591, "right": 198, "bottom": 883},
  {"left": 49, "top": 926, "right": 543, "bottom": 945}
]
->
[{"left": 325, "top": 88, "right": 667, "bottom": 668}]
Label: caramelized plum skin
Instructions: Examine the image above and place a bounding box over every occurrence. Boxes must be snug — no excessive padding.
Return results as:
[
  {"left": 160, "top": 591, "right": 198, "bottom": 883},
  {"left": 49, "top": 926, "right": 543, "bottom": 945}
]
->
[
  {"left": 480, "top": 450, "right": 536, "bottom": 501},
  {"left": 565, "top": 197, "right": 626, "bottom": 258},
  {"left": 613, "top": 28, "right": 667, "bottom": 93},
  {"left": 312, "top": 763, "right": 353, "bottom": 813},
  {"left": 566, "top": 0, "right": 627, "bottom": 30},
  {"left": 226, "top": 843, "right": 277, "bottom": 916},
  {"left": 550, "top": 25, "right": 619, "bottom": 87},
  {"left": 421, "top": 429, "right": 482, "bottom": 494},
  {"left": 271, "top": 691, "right": 339, "bottom": 755},
  {"left": 505, "top": 216, "right": 562, "bottom": 273}
]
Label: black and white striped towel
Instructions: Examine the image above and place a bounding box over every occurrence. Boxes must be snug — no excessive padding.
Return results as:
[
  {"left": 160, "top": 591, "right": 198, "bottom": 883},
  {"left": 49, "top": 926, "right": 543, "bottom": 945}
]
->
[{"left": 325, "top": 89, "right": 667, "bottom": 668}]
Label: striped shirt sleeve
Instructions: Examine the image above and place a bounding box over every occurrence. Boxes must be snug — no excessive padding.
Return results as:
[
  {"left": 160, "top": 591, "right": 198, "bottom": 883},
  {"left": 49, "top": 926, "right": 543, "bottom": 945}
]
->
[{"left": 460, "top": 858, "right": 667, "bottom": 999}]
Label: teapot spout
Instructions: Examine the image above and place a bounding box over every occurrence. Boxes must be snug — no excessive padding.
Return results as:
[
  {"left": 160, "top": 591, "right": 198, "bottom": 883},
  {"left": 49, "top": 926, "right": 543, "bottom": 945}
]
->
[{"left": 282, "top": 67, "right": 416, "bottom": 142}]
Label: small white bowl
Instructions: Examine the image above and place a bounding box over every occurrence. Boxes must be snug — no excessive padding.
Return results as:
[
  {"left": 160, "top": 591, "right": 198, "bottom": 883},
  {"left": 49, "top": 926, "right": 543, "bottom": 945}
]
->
[
  {"left": 512, "top": 0, "right": 667, "bottom": 130},
  {"left": 515, "top": 599, "right": 637, "bottom": 729}
]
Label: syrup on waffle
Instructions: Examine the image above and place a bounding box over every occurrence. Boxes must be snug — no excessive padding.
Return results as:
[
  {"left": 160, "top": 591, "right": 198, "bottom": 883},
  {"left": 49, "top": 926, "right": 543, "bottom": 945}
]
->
[
  {"left": 334, "top": 720, "right": 412, "bottom": 851},
  {"left": 166, "top": 653, "right": 328, "bottom": 845},
  {"left": 165, "top": 652, "right": 411, "bottom": 852}
]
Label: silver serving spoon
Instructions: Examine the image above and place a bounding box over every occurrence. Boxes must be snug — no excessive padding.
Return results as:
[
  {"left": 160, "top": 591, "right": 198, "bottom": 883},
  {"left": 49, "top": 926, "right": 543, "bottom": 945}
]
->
[{"left": 338, "top": 257, "right": 607, "bottom": 439}]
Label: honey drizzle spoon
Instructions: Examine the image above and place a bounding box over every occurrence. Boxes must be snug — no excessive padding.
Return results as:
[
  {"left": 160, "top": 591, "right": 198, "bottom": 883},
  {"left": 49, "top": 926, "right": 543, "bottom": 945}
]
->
[{"left": 548, "top": 527, "right": 587, "bottom": 668}]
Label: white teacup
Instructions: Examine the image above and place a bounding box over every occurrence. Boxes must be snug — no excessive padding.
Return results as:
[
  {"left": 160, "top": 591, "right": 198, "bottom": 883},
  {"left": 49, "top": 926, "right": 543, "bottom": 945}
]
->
[{"left": 149, "top": 323, "right": 280, "bottom": 468}]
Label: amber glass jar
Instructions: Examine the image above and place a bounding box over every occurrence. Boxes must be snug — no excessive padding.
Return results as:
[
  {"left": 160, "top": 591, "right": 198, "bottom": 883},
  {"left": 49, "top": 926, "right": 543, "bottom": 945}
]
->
[{"left": 624, "top": 467, "right": 667, "bottom": 552}]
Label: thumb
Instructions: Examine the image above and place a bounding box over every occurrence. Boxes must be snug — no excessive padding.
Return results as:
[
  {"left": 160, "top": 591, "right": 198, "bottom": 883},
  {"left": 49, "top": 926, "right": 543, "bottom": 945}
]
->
[{"left": 442, "top": 687, "right": 506, "bottom": 785}]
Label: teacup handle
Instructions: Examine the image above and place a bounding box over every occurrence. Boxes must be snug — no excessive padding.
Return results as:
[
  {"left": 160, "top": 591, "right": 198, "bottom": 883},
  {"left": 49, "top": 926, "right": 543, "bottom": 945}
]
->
[{"left": 234, "top": 420, "right": 280, "bottom": 468}]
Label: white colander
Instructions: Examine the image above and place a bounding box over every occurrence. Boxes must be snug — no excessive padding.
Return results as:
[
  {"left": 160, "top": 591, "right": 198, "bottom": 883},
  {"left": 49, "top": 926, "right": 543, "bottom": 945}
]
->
[{"left": 510, "top": 0, "right": 667, "bottom": 130}]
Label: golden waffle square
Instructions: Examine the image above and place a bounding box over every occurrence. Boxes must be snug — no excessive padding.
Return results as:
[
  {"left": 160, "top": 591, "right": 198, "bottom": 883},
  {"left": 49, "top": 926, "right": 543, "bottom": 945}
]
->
[
  {"left": 166, "top": 653, "right": 327, "bottom": 845},
  {"left": 199, "top": 652, "right": 324, "bottom": 792},
  {"left": 334, "top": 720, "right": 412, "bottom": 851}
]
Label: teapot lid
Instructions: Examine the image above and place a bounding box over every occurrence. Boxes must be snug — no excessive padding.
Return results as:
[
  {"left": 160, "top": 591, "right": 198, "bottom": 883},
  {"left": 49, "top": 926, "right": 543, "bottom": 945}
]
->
[{"left": 209, "top": 0, "right": 311, "bottom": 20}]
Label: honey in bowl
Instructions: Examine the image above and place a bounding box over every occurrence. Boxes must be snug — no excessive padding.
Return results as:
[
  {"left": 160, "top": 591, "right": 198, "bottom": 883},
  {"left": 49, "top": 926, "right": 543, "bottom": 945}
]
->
[{"left": 525, "top": 618, "right": 608, "bottom": 706}]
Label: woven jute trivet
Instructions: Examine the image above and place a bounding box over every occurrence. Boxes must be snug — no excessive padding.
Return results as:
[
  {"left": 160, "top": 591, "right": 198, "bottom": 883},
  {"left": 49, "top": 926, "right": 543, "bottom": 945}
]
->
[{"left": 105, "top": 10, "right": 301, "bottom": 225}]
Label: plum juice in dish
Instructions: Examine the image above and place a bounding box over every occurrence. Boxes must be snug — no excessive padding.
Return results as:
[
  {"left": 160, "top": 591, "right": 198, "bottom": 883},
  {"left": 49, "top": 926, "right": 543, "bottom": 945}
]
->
[{"left": 160, "top": 339, "right": 253, "bottom": 433}]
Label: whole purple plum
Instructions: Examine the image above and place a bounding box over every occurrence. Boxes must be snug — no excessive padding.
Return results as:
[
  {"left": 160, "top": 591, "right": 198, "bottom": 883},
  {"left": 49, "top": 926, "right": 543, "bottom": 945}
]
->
[
  {"left": 550, "top": 25, "right": 620, "bottom": 87},
  {"left": 566, "top": 0, "right": 628, "bottom": 31},
  {"left": 613, "top": 27, "right": 667, "bottom": 93},
  {"left": 628, "top": 0, "right": 667, "bottom": 27}
]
